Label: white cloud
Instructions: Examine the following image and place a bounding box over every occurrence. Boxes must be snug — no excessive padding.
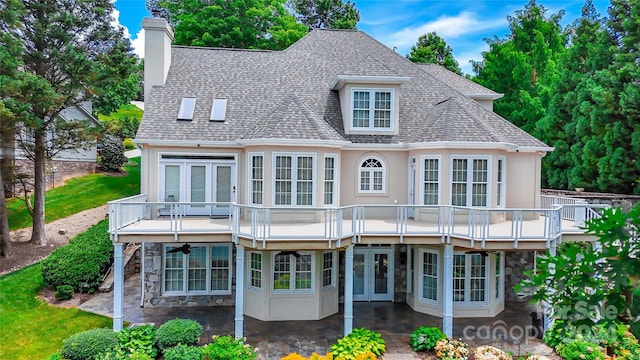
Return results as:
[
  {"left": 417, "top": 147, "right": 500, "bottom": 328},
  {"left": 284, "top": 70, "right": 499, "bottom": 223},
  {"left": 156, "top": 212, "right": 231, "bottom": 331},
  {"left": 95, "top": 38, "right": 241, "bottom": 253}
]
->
[
  {"left": 110, "top": 5, "right": 131, "bottom": 39},
  {"left": 131, "top": 29, "right": 145, "bottom": 59},
  {"left": 382, "top": 11, "right": 505, "bottom": 50}
]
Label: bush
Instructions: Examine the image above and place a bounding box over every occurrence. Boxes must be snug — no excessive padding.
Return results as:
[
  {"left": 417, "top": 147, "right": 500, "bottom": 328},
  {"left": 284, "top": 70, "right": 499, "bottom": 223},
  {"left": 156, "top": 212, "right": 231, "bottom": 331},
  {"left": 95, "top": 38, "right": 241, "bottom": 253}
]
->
[
  {"left": 473, "top": 345, "right": 510, "bottom": 360},
  {"left": 330, "top": 328, "right": 385, "bottom": 360},
  {"left": 61, "top": 328, "right": 118, "bottom": 360},
  {"left": 55, "top": 284, "right": 74, "bottom": 300},
  {"left": 47, "top": 351, "right": 63, "bottom": 360},
  {"left": 95, "top": 348, "right": 153, "bottom": 360},
  {"left": 155, "top": 318, "right": 203, "bottom": 350},
  {"left": 100, "top": 134, "right": 127, "bottom": 171},
  {"left": 116, "top": 325, "right": 157, "bottom": 358},
  {"left": 409, "top": 326, "right": 446, "bottom": 352},
  {"left": 123, "top": 138, "right": 136, "bottom": 150},
  {"left": 163, "top": 344, "right": 204, "bottom": 360},
  {"left": 41, "top": 220, "right": 113, "bottom": 292},
  {"left": 202, "top": 335, "right": 257, "bottom": 360},
  {"left": 434, "top": 338, "right": 469, "bottom": 360},
  {"left": 281, "top": 353, "right": 332, "bottom": 360},
  {"left": 556, "top": 340, "right": 606, "bottom": 360}
]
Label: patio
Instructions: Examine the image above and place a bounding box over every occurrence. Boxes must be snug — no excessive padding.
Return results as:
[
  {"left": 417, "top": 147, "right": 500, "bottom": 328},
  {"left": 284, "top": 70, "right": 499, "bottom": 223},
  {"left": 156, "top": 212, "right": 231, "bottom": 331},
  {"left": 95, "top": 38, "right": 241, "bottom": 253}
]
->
[{"left": 80, "top": 273, "right": 556, "bottom": 359}]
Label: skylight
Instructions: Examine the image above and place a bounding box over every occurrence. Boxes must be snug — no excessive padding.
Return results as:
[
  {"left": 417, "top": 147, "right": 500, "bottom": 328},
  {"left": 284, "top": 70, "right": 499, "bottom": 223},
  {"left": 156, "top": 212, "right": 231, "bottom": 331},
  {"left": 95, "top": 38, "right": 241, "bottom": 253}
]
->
[
  {"left": 210, "top": 99, "right": 227, "bottom": 122},
  {"left": 177, "top": 97, "right": 196, "bottom": 120}
]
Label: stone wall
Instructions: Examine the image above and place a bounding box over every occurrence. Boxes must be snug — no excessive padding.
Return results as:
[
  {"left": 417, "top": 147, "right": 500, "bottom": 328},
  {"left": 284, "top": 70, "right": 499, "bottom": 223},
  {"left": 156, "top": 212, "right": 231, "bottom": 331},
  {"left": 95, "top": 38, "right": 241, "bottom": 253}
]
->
[
  {"left": 394, "top": 245, "right": 407, "bottom": 303},
  {"left": 11, "top": 158, "right": 96, "bottom": 195},
  {"left": 504, "top": 250, "right": 536, "bottom": 303},
  {"left": 142, "top": 243, "right": 235, "bottom": 308},
  {"left": 542, "top": 189, "right": 640, "bottom": 211}
]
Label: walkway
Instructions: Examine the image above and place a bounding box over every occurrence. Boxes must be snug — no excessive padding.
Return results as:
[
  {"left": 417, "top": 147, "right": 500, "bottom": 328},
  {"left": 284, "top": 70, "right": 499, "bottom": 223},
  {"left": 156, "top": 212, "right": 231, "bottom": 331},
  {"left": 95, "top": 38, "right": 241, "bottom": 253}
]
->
[{"left": 80, "top": 273, "right": 556, "bottom": 359}]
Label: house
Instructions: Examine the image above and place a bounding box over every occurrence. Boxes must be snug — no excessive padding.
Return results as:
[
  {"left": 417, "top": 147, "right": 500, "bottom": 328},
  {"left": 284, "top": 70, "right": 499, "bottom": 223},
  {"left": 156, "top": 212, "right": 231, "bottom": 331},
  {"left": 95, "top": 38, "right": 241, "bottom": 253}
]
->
[
  {"left": 108, "top": 17, "right": 601, "bottom": 338},
  {"left": 1, "top": 101, "right": 100, "bottom": 195}
]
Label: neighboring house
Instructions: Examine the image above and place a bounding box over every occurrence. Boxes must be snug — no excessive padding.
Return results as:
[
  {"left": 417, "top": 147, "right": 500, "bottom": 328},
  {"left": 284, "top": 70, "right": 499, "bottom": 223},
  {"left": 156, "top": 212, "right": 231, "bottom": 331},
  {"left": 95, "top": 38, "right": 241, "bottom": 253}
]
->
[
  {"left": 2, "top": 101, "right": 100, "bottom": 194},
  {"left": 108, "top": 17, "right": 600, "bottom": 337}
]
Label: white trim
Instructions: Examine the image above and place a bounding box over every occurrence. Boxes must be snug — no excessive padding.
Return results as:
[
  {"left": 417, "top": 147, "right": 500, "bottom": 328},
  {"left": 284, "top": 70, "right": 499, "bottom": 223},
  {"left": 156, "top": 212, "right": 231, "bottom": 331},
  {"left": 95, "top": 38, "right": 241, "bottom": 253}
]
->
[
  {"left": 497, "top": 156, "right": 506, "bottom": 208},
  {"left": 349, "top": 88, "right": 396, "bottom": 132},
  {"left": 323, "top": 154, "right": 338, "bottom": 206},
  {"left": 418, "top": 248, "right": 440, "bottom": 304},
  {"left": 419, "top": 155, "right": 441, "bottom": 205},
  {"left": 452, "top": 252, "right": 489, "bottom": 305},
  {"left": 247, "top": 251, "right": 262, "bottom": 291},
  {"left": 272, "top": 152, "right": 317, "bottom": 207},
  {"left": 467, "top": 93, "right": 504, "bottom": 100},
  {"left": 238, "top": 138, "right": 349, "bottom": 147},
  {"left": 449, "top": 155, "right": 492, "bottom": 207},
  {"left": 270, "top": 251, "right": 316, "bottom": 294},
  {"left": 162, "top": 243, "right": 233, "bottom": 296},
  {"left": 247, "top": 152, "right": 264, "bottom": 205},
  {"left": 322, "top": 251, "right": 337, "bottom": 289},
  {"left": 331, "top": 75, "right": 410, "bottom": 90},
  {"left": 357, "top": 155, "right": 386, "bottom": 194}
]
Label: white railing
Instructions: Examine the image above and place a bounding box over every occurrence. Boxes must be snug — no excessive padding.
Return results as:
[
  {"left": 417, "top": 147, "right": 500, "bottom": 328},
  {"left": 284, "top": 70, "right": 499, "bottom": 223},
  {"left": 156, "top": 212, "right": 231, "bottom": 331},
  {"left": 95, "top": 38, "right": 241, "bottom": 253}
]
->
[{"left": 109, "top": 196, "right": 604, "bottom": 248}]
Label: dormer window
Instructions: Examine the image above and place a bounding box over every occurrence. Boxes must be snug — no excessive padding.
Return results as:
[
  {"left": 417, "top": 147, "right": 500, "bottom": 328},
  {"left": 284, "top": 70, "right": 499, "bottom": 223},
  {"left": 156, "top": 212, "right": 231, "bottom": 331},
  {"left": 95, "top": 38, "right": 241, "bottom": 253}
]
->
[
  {"left": 351, "top": 88, "right": 395, "bottom": 131},
  {"left": 177, "top": 97, "right": 196, "bottom": 120}
]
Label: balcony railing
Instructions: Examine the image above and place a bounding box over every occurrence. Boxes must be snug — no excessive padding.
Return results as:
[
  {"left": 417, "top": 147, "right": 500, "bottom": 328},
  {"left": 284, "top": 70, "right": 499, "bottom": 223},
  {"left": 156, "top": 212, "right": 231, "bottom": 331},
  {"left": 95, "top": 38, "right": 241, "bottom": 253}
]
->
[{"left": 108, "top": 195, "right": 608, "bottom": 248}]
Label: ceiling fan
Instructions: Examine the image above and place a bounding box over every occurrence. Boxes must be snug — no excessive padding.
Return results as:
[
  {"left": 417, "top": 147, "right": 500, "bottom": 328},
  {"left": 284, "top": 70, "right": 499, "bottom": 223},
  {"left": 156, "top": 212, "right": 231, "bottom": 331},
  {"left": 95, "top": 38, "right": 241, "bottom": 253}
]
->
[
  {"left": 167, "top": 243, "right": 191, "bottom": 254},
  {"left": 276, "top": 250, "right": 301, "bottom": 258},
  {"left": 465, "top": 250, "right": 493, "bottom": 257}
]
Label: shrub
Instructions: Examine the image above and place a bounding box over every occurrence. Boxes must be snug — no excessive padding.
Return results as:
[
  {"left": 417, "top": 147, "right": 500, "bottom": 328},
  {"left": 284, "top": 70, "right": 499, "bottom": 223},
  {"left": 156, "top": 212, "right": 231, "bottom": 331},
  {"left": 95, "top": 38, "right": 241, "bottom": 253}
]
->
[
  {"left": 330, "top": 328, "right": 385, "bottom": 360},
  {"left": 41, "top": 220, "right": 113, "bottom": 292},
  {"left": 61, "top": 328, "right": 118, "bottom": 360},
  {"left": 409, "top": 326, "right": 446, "bottom": 352},
  {"left": 281, "top": 353, "right": 333, "bottom": 360},
  {"left": 473, "top": 345, "right": 511, "bottom": 360},
  {"left": 556, "top": 340, "right": 606, "bottom": 360},
  {"left": 116, "top": 325, "right": 158, "bottom": 358},
  {"left": 163, "top": 344, "right": 204, "bottom": 360},
  {"left": 155, "top": 318, "right": 203, "bottom": 350},
  {"left": 55, "top": 284, "right": 74, "bottom": 300},
  {"left": 95, "top": 348, "right": 153, "bottom": 360},
  {"left": 47, "top": 351, "right": 63, "bottom": 360},
  {"left": 594, "top": 321, "right": 640, "bottom": 359},
  {"left": 100, "top": 134, "right": 127, "bottom": 171},
  {"left": 123, "top": 138, "right": 136, "bottom": 150},
  {"left": 434, "top": 338, "right": 469, "bottom": 360},
  {"left": 202, "top": 335, "right": 257, "bottom": 360},
  {"left": 522, "top": 355, "right": 551, "bottom": 360}
]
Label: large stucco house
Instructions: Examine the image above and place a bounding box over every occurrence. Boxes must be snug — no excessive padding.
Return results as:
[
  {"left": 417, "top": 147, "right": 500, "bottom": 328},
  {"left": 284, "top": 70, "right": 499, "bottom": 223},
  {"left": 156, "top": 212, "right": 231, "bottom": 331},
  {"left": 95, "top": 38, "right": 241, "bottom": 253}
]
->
[{"left": 108, "top": 17, "right": 600, "bottom": 338}]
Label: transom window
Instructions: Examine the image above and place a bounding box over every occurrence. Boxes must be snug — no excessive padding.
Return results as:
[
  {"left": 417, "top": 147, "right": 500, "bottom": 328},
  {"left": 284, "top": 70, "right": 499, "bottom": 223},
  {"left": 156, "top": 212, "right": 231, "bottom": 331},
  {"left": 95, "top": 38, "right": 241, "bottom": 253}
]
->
[
  {"left": 422, "top": 157, "right": 440, "bottom": 205},
  {"left": 451, "top": 157, "right": 490, "bottom": 206},
  {"left": 163, "top": 244, "right": 232, "bottom": 295},
  {"left": 274, "top": 153, "right": 315, "bottom": 206},
  {"left": 359, "top": 157, "right": 385, "bottom": 193},
  {"left": 272, "top": 252, "right": 314, "bottom": 293},
  {"left": 351, "top": 89, "right": 394, "bottom": 130}
]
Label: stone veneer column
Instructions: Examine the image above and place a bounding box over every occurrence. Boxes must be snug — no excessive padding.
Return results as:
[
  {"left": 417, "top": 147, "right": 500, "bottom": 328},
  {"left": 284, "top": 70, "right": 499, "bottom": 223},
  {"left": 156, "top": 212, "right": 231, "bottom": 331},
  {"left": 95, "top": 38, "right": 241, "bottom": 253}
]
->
[{"left": 113, "top": 243, "right": 125, "bottom": 331}]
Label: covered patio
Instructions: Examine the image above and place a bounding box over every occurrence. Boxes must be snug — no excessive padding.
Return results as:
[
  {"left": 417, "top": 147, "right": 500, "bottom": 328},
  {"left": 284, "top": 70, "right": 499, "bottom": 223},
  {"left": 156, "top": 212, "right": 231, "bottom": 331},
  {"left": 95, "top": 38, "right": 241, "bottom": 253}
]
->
[{"left": 81, "top": 273, "right": 553, "bottom": 359}]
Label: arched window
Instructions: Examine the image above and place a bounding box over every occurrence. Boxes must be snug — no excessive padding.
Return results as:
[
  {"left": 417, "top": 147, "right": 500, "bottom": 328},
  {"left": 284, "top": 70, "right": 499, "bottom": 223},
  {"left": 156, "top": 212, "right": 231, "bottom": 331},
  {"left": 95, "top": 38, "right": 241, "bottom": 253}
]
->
[{"left": 359, "top": 157, "right": 385, "bottom": 193}]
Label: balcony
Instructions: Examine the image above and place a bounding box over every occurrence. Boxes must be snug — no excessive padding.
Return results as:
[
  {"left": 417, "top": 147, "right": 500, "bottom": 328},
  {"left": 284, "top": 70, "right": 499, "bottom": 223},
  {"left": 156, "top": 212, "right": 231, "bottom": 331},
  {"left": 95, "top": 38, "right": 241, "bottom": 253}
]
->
[{"left": 108, "top": 194, "right": 605, "bottom": 250}]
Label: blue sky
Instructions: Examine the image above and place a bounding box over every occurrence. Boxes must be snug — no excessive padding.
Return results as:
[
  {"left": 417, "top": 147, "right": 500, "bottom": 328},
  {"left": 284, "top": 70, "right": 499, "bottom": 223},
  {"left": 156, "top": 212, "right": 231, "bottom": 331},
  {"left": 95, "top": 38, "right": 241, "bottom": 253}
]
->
[{"left": 113, "top": 0, "right": 611, "bottom": 74}]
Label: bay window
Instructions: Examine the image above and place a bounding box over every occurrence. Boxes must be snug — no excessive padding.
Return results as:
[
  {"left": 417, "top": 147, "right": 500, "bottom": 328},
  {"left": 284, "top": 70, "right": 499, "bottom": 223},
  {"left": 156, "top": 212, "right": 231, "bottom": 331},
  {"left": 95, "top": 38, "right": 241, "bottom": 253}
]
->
[
  {"left": 451, "top": 157, "right": 490, "bottom": 206},
  {"left": 274, "top": 153, "right": 315, "bottom": 206},
  {"left": 163, "top": 244, "right": 232, "bottom": 295},
  {"left": 272, "top": 252, "right": 314, "bottom": 293}
]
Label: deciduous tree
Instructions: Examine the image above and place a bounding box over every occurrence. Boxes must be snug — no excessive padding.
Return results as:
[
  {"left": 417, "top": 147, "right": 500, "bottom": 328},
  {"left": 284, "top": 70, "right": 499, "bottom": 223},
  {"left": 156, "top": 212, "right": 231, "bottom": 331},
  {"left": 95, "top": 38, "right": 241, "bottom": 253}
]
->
[
  {"left": 407, "top": 32, "right": 461, "bottom": 74},
  {"left": 292, "top": 0, "right": 360, "bottom": 30}
]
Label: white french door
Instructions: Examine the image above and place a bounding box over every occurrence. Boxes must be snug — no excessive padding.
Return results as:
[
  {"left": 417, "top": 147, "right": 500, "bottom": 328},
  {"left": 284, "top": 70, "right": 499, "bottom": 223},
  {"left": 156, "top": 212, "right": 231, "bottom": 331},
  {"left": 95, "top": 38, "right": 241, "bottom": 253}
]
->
[
  {"left": 353, "top": 246, "right": 394, "bottom": 301},
  {"left": 161, "top": 158, "right": 236, "bottom": 216}
]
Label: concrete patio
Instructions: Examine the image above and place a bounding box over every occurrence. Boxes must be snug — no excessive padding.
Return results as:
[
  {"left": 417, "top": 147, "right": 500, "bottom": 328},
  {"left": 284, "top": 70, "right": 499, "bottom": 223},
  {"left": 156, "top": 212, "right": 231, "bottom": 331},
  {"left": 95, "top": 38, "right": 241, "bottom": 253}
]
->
[{"left": 80, "top": 273, "right": 556, "bottom": 359}]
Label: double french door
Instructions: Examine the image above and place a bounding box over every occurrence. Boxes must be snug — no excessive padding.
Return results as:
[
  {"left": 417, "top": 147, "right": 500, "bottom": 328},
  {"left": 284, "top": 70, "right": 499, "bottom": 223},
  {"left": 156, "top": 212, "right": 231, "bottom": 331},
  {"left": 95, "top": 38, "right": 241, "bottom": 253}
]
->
[
  {"left": 162, "top": 158, "right": 236, "bottom": 216},
  {"left": 353, "top": 245, "right": 394, "bottom": 301}
]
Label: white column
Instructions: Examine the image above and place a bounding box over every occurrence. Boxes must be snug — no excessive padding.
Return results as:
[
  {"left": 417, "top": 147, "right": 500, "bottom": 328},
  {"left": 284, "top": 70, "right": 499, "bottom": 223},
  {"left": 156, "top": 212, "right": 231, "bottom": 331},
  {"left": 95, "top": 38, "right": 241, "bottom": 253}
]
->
[
  {"left": 234, "top": 245, "right": 245, "bottom": 339},
  {"left": 442, "top": 245, "right": 454, "bottom": 337},
  {"left": 344, "top": 245, "right": 354, "bottom": 336},
  {"left": 113, "top": 243, "right": 125, "bottom": 332}
]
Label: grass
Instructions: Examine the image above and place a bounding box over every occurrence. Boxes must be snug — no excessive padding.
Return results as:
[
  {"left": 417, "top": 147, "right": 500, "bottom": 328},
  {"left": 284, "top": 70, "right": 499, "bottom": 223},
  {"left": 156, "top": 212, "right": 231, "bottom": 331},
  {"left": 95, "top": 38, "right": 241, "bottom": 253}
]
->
[
  {"left": 0, "top": 263, "right": 112, "bottom": 359},
  {"left": 7, "top": 157, "right": 140, "bottom": 231}
]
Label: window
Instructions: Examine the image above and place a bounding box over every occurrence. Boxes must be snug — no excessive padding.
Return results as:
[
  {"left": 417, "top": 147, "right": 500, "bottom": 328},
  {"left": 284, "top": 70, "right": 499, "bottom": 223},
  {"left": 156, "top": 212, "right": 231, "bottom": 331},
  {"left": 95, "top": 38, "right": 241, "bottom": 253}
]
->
[
  {"left": 249, "top": 252, "right": 262, "bottom": 290},
  {"left": 322, "top": 251, "right": 335, "bottom": 287},
  {"left": 351, "top": 89, "right": 394, "bottom": 130},
  {"left": 324, "top": 155, "right": 337, "bottom": 206},
  {"left": 453, "top": 253, "right": 487, "bottom": 303},
  {"left": 210, "top": 99, "right": 227, "bottom": 121},
  {"left": 249, "top": 154, "right": 263, "bottom": 205},
  {"left": 497, "top": 157, "right": 505, "bottom": 207},
  {"left": 163, "top": 244, "right": 232, "bottom": 295},
  {"left": 272, "top": 252, "right": 314, "bottom": 293},
  {"left": 451, "top": 157, "right": 490, "bottom": 206},
  {"left": 359, "top": 157, "right": 385, "bottom": 193},
  {"left": 495, "top": 252, "right": 502, "bottom": 299},
  {"left": 178, "top": 97, "right": 196, "bottom": 120},
  {"left": 421, "top": 250, "right": 438, "bottom": 301},
  {"left": 422, "top": 157, "right": 439, "bottom": 205},
  {"left": 408, "top": 246, "right": 414, "bottom": 293},
  {"left": 274, "top": 154, "right": 315, "bottom": 206}
]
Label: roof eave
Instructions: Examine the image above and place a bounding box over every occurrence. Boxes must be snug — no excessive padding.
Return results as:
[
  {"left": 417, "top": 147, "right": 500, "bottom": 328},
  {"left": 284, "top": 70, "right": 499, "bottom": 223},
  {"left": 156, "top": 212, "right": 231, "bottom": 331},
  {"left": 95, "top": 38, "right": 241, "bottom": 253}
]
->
[{"left": 331, "top": 75, "right": 411, "bottom": 90}]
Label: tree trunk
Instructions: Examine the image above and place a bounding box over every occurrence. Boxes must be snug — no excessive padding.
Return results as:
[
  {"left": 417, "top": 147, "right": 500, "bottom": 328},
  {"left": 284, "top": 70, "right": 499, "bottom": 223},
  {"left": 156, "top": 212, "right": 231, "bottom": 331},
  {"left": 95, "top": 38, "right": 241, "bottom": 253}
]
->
[
  {"left": 30, "top": 132, "right": 47, "bottom": 245},
  {"left": 0, "top": 169, "right": 12, "bottom": 257}
]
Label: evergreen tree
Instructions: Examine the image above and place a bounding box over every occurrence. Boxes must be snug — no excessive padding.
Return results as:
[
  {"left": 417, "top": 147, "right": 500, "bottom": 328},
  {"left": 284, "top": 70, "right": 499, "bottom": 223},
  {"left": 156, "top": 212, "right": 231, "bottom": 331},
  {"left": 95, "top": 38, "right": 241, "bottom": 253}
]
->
[
  {"left": 292, "top": 0, "right": 360, "bottom": 30},
  {"left": 406, "top": 32, "right": 461, "bottom": 74}
]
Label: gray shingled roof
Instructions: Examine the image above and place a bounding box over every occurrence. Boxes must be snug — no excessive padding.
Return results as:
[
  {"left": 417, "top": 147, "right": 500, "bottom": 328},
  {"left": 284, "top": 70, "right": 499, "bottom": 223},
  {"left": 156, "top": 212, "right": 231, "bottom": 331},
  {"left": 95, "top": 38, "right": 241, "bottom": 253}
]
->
[
  {"left": 416, "top": 64, "right": 501, "bottom": 98},
  {"left": 137, "top": 29, "right": 546, "bottom": 148}
]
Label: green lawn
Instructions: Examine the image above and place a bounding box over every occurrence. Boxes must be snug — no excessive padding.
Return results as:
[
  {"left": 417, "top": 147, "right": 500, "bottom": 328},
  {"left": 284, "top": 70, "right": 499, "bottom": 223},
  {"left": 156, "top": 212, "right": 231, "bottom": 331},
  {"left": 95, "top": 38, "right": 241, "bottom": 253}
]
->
[
  {"left": 7, "top": 157, "right": 140, "bottom": 231},
  {"left": 97, "top": 103, "right": 143, "bottom": 123},
  {"left": 0, "top": 264, "right": 112, "bottom": 359}
]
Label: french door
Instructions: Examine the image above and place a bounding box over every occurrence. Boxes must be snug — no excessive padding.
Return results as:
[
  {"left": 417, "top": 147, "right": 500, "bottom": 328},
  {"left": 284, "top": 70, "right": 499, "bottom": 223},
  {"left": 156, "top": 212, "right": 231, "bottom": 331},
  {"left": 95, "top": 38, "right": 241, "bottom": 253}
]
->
[
  {"left": 162, "top": 159, "right": 236, "bottom": 216},
  {"left": 353, "top": 246, "right": 394, "bottom": 301}
]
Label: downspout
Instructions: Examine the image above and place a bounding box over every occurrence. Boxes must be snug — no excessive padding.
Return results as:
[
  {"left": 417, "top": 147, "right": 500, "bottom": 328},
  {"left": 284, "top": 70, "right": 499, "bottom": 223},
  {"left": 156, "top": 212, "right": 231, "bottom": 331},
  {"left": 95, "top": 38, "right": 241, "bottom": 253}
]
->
[{"left": 140, "top": 242, "right": 145, "bottom": 307}]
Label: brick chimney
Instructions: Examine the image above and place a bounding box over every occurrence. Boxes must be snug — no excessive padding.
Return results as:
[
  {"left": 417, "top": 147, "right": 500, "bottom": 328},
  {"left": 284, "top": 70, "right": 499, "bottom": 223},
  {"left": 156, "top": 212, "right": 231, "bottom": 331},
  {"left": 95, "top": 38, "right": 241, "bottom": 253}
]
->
[{"left": 142, "top": 17, "right": 174, "bottom": 102}]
